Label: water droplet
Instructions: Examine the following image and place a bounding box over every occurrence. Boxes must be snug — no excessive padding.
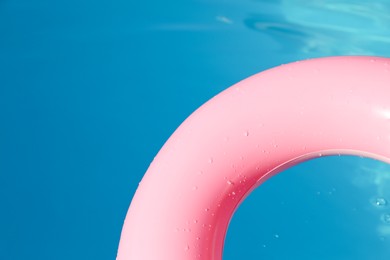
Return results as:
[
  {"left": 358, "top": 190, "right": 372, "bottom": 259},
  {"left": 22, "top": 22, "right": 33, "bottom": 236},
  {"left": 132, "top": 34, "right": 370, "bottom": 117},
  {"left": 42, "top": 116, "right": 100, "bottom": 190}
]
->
[
  {"left": 227, "top": 180, "right": 234, "bottom": 185},
  {"left": 205, "top": 208, "right": 210, "bottom": 212},
  {"left": 196, "top": 237, "right": 201, "bottom": 240},
  {"left": 232, "top": 191, "right": 236, "bottom": 195},
  {"left": 274, "top": 234, "right": 279, "bottom": 239},
  {"left": 192, "top": 186, "right": 198, "bottom": 190},
  {"left": 244, "top": 131, "right": 249, "bottom": 136},
  {"left": 194, "top": 219, "right": 198, "bottom": 224},
  {"left": 208, "top": 157, "right": 213, "bottom": 163},
  {"left": 197, "top": 171, "right": 203, "bottom": 175},
  {"left": 184, "top": 245, "right": 190, "bottom": 251},
  {"left": 372, "top": 197, "right": 388, "bottom": 207}
]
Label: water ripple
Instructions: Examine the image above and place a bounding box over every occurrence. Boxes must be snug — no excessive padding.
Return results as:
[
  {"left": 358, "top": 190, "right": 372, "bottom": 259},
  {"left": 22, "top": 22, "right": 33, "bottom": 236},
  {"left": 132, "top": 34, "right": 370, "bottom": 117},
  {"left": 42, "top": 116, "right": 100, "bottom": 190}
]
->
[{"left": 244, "top": 0, "right": 390, "bottom": 56}]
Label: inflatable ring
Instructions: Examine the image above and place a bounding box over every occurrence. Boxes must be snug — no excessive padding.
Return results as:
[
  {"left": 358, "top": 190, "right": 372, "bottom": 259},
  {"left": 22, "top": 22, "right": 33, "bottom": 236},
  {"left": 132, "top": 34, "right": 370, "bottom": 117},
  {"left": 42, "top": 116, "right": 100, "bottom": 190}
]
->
[{"left": 117, "top": 56, "right": 390, "bottom": 259}]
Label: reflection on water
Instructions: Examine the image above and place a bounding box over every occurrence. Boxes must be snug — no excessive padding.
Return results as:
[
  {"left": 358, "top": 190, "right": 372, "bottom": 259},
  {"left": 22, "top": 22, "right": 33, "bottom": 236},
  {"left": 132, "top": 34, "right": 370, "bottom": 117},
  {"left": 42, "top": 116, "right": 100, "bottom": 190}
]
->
[
  {"left": 225, "top": 156, "right": 390, "bottom": 259},
  {"left": 245, "top": 0, "right": 390, "bottom": 56},
  {"left": 216, "top": 15, "right": 234, "bottom": 24}
]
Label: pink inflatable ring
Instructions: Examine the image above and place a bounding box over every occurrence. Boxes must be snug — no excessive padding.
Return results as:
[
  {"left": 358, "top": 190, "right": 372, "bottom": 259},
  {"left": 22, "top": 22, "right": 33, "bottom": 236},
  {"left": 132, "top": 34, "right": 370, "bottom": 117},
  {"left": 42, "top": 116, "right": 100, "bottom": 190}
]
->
[{"left": 117, "top": 56, "right": 390, "bottom": 259}]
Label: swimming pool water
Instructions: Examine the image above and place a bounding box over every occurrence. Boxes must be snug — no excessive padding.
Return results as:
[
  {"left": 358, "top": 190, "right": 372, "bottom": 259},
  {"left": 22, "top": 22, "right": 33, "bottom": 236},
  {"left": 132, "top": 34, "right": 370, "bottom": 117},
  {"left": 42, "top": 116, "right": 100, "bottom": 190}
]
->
[{"left": 1, "top": 0, "right": 390, "bottom": 259}]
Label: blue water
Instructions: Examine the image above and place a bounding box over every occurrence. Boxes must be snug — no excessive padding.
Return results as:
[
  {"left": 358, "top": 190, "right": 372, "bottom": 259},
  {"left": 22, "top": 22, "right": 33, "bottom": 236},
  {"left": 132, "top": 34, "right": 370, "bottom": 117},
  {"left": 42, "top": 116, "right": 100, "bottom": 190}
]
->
[{"left": 1, "top": 0, "right": 390, "bottom": 259}]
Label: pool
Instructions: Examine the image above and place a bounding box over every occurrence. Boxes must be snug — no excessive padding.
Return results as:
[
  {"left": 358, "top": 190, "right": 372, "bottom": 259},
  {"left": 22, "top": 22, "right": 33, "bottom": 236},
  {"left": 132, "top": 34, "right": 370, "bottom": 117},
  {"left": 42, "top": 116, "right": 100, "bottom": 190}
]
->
[{"left": 1, "top": 0, "right": 390, "bottom": 259}]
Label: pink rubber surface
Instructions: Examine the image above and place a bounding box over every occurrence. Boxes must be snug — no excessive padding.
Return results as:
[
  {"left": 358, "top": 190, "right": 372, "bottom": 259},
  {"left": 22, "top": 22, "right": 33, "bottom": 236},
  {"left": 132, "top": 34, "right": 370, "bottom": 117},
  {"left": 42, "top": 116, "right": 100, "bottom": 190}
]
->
[{"left": 117, "top": 56, "right": 390, "bottom": 259}]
